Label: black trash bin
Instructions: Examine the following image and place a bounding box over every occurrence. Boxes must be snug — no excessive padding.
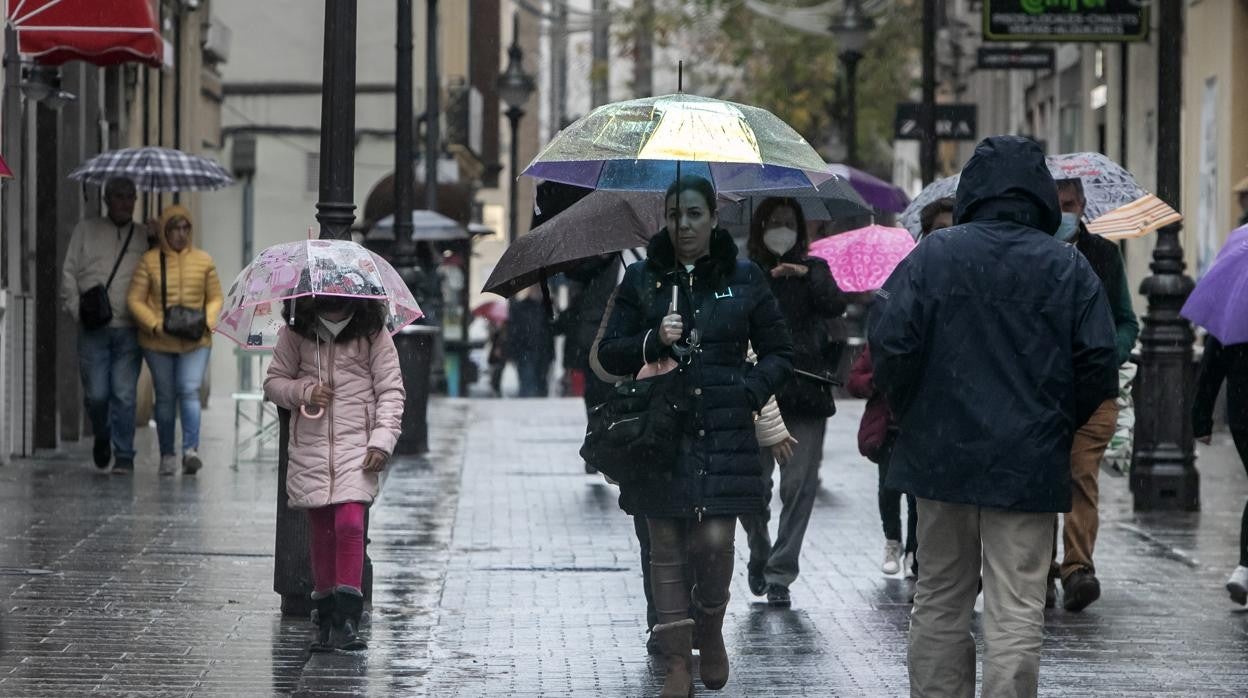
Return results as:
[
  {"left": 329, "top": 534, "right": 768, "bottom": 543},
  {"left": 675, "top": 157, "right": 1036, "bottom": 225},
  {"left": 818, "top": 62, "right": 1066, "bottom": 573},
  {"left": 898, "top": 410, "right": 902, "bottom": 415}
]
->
[{"left": 394, "top": 324, "right": 438, "bottom": 455}]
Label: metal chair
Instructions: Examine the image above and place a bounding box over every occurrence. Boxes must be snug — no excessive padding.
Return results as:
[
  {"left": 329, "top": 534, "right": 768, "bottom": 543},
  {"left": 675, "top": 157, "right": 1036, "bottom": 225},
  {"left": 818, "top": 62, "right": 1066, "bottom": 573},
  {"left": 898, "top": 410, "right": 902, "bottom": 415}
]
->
[{"left": 232, "top": 347, "right": 279, "bottom": 468}]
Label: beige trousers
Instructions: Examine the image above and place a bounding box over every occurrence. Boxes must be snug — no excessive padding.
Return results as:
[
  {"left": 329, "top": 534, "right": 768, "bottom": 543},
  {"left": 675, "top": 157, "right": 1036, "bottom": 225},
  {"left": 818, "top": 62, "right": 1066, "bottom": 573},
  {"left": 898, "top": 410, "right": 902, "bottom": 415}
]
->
[{"left": 908, "top": 498, "right": 1054, "bottom": 698}]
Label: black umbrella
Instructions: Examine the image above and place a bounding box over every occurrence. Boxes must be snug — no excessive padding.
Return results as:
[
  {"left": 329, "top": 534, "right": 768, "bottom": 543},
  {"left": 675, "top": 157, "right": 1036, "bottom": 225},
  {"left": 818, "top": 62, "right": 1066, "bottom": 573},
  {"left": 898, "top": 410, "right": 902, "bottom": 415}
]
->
[
  {"left": 482, "top": 190, "right": 662, "bottom": 298},
  {"left": 737, "top": 175, "right": 873, "bottom": 220}
]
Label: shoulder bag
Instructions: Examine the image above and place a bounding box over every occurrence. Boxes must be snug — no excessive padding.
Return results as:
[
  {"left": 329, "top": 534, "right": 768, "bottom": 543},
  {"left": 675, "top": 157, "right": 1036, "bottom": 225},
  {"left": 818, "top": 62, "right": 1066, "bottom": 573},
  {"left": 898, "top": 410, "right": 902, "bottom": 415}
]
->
[
  {"left": 160, "top": 252, "right": 207, "bottom": 341},
  {"left": 580, "top": 329, "right": 687, "bottom": 483},
  {"left": 79, "top": 223, "right": 135, "bottom": 330}
]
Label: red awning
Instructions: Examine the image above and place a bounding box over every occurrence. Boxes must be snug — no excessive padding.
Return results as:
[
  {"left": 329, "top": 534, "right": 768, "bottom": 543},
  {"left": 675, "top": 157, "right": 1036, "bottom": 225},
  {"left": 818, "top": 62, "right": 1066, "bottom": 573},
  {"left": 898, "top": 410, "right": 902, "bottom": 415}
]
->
[{"left": 7, "top": 0, "right": 163, "bottom": 68}]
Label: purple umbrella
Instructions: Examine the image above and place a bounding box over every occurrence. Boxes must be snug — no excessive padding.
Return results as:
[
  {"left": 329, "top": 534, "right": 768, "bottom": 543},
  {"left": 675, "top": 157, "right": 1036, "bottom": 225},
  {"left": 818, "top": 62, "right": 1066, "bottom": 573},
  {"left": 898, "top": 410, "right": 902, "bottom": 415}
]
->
[
  {"left": 828, "top": 164, "right": 911, "bottom": 213},
  {"left": 1181, "top": 225, "right": 1248, "bottom": 345}
]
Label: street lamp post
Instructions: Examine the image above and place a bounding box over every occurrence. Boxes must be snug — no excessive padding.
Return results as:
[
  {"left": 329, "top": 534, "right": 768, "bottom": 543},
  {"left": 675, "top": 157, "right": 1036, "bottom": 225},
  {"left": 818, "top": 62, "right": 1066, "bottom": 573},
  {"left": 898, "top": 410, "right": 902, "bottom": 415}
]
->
[
  {"left": 395, "top": 0, "right": 415, "bottom": 249},
  {"left": 830, "top": 0, "right": 873, "bottom": 168},
  {"left": 275, "top": 0, "right": 358, "bottom": 616},
  {"left": 1131, "top": 4, "right": 1198, "bottom": 511},
  {"left": 498, "top": 12, "right": 535, "bottom": 244}
]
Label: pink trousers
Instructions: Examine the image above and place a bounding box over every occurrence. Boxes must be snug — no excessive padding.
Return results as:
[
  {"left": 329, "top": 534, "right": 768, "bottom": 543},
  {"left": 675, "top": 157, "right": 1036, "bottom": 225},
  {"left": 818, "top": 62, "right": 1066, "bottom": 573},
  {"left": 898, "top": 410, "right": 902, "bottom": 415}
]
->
[{"left": 307, "top": 502, "right": 366, "bottom": 594}]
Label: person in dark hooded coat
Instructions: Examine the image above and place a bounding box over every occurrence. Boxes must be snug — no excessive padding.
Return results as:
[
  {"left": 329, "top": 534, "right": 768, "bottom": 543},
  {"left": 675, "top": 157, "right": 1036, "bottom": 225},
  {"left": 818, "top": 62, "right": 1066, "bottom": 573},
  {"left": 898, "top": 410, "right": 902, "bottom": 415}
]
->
[
  {"left": 868, "top": 136, "right": 1118, "bottom": 697},
  {"left": 597, "top": 175, "right": 792, "bottom": 697}
]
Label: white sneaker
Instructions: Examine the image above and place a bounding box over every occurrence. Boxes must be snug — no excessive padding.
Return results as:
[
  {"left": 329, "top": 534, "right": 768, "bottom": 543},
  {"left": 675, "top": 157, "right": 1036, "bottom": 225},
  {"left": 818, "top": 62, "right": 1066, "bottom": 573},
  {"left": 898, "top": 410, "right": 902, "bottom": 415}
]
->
[
  {"left": 882, "top": 540, "right": 902, "bottom": 575},
  {"left": 159, "top": 455, "right": 178, "bottom": 476},
  {"left": 904, "top": 552, "right": 917, "bottom": 579},
  {"left": 1227, "top": 565, "right": 1248, "bottom": 605}
]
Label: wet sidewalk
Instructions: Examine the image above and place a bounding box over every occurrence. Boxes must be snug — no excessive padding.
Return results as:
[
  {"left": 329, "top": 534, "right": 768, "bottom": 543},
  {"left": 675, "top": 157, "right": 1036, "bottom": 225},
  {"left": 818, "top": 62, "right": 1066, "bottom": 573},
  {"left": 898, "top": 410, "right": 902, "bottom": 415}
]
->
[{"left": 2, "top": 398, "right": 1248, "bottom": 695}]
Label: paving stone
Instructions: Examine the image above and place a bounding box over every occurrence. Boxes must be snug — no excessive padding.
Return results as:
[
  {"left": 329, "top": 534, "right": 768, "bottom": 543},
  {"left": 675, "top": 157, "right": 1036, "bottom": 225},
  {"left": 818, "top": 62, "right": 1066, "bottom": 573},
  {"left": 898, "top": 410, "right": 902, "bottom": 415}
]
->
[{"left": 3, "top": 396, "right": 1248, "bottom": 695}]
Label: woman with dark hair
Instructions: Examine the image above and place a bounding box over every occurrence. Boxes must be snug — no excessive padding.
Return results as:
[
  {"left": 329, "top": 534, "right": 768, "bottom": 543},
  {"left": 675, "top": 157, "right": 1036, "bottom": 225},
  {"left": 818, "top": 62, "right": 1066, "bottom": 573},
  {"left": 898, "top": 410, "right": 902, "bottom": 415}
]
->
[
  {"left": 597, "top": 175, "right": 792, "bottom": 696},
  {"left": 126, "top": 205, "right": 223, "bottom": 475},
  {"left": 739, "top": 197, "right": 847, "bottom": 607},
  {"left": 265, "top": 293, "right": 405, "bottom": 652}
]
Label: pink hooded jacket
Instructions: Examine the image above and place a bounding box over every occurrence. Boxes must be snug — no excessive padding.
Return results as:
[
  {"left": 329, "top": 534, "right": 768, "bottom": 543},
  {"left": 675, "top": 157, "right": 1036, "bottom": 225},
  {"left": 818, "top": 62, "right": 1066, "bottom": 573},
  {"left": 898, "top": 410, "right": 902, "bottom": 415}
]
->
[{"left": 264, "top": 325, "right": 405, "bottom": 509}]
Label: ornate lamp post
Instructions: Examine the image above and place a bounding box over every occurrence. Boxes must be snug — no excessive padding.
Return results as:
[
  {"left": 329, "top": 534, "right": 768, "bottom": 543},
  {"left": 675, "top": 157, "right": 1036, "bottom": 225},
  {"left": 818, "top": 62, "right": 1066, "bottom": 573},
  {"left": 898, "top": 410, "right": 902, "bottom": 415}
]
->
[
  {"left": 830, "top": 0, "right": 873, "bottom": 168},
  {"left": 1131, "top": 4, "right": 1198, "bottom": 511},
  {"left": 498, "top": 12, "right": 536, "bottom": 244},
  {"left": 275, "top": 0, "right": 358, "bottom": 615}
]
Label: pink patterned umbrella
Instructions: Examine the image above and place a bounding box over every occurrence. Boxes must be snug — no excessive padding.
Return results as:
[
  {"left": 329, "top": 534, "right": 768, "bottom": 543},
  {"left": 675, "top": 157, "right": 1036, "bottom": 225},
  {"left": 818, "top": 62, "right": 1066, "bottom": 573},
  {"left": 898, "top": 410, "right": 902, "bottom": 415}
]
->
[
  {"left": 215, "top": 238, "right": 423, "bottom": 349},
  {"left": 808, "top": 224, "right": 916, "bottom": 293}
]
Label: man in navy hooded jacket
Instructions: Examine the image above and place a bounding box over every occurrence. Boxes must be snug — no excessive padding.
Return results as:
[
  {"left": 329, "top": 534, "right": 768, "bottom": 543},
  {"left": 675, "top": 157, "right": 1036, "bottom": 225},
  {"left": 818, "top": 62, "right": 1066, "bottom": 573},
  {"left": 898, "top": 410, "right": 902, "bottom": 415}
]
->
[{"left": 868, "top": 136, "right": 1118, "bottom": 697}]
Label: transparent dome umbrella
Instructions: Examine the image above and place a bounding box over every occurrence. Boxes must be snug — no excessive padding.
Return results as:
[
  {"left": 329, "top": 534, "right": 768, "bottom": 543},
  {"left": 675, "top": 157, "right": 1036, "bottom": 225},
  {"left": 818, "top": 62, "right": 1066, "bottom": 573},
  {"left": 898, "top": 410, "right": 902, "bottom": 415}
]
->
[
  {"left": 215, "top": 238, "right": 423, "bottom": 350},
  {"left": 522, "top": 93, "right": 836, "bottom": 193}
]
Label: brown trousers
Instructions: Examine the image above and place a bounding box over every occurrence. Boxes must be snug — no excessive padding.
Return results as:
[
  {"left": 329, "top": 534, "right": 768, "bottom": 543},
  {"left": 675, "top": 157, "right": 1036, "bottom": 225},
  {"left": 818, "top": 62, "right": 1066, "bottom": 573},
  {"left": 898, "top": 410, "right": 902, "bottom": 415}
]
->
[{"left": 1054, "top": 399, "right": 1120, "bottom": 580}]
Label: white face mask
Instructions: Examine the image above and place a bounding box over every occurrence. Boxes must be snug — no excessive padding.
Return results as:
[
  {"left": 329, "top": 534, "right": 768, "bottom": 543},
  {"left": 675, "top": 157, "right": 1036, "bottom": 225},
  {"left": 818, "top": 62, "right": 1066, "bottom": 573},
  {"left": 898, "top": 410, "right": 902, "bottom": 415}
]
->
[
  {"left": 763, "top": 226, "right": 798, "bottom": 256},
  {"left": 319, "top": 314, "right": 353, "bottom": 338}
]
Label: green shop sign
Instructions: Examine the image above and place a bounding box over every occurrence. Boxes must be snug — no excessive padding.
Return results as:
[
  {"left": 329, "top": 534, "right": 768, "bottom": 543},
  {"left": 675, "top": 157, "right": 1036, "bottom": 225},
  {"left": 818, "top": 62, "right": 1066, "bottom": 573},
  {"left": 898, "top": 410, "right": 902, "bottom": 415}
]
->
[{"left": 983, "top": 0, "right": 1149, "bottom": 42}]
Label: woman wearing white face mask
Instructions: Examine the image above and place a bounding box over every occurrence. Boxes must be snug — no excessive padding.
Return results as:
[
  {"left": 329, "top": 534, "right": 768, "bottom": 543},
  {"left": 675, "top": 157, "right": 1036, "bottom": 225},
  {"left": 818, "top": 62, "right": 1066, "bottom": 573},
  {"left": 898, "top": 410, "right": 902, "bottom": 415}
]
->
[{"left": 739, "top": 197, "right": 848, "bottom": 608}]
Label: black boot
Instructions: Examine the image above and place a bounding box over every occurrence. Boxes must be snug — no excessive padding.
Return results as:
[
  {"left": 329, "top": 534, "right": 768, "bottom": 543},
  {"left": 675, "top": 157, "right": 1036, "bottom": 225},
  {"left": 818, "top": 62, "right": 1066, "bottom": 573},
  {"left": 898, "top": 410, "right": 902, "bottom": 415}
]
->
[
  {"left": 333, "top": 587, "right": 368, "bottom": 652},
  {"left": 310, "top": 594, "right": 335, "bottom": 653}
]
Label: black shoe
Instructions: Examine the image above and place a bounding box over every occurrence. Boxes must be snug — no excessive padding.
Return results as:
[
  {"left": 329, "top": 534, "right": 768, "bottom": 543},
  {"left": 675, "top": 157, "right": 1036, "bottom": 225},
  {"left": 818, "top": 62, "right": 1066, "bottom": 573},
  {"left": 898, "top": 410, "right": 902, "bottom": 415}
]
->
[
  {"left": 584, "top": 461, "right": 598, "bottom": 475},
  {"left": 310, "top": 595, "right": 335, "bottom": 653},
  {"left": 766, "top": 583, "right": 791, "bottom": 608},
  {"left": 111, "top": 457, "right": 134, "bottom": 474},
  {"left": 748, "top": 560, "right": 767, "bottom": 597},
  {"left": 333, "top": 588, "right": 368, "bottom": 652},
  {"left": 93, "top": 437, "right": 111, "bottom": 469},
  {"left": 1061, "top": 569, "right": 1101, "bottom": 612}
]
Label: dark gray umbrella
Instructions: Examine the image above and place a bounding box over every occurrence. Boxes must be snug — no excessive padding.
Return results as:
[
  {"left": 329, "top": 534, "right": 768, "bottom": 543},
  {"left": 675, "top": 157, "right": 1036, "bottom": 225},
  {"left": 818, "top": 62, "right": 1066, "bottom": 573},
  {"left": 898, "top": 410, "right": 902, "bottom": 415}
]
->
[
  {"left": 482, "top": 190, "right": 662, "bottom": 298},
  {"left": 371, "top": 209, "right": 468, "bottom": 240},
  {"left": 737, "top": 175, "right": 873, "bottom": 220}
]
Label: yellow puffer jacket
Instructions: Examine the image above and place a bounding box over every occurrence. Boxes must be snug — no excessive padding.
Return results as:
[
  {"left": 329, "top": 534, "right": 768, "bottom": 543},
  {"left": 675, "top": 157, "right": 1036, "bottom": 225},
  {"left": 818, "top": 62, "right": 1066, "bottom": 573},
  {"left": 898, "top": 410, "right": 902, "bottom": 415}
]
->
[{"left": 127, "top": 205, "right": 224, "bottom": 353}]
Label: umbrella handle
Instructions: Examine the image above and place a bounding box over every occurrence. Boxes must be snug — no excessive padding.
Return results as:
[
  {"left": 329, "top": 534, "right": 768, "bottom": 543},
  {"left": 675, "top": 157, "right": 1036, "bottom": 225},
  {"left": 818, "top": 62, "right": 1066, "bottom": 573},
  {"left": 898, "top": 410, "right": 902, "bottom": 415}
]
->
[{"left": 301, "top": 404, "right": 324, "bottom": 420}]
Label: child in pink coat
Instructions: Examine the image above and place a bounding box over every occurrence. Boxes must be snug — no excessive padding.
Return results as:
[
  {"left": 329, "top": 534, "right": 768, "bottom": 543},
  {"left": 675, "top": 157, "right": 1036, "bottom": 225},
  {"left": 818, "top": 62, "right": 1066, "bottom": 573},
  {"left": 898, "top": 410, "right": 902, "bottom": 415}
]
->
[{"left": 265, "top": 295, "right": 405, "bottom": 652}]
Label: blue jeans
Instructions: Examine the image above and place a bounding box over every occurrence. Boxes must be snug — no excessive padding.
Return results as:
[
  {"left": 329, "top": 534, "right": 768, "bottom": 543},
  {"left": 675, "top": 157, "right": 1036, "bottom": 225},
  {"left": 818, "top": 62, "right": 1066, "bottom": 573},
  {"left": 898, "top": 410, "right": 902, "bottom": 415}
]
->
[
  {"left": 143, "top": 347, "right": 210, "bottom": 456},
  {"left": 78, "top": 326, "right": 142, "bottom": 459},
  {"left": 515, "top": 357, "right": 550, "bottom": 398}
]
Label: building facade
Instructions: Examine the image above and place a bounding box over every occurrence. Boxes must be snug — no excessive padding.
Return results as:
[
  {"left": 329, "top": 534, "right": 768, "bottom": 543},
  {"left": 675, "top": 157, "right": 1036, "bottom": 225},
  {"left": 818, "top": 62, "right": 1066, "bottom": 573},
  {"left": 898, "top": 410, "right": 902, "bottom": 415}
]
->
[
  {"left": 201, "top": 1, "right": 533, "bottom": 397},
  {"left": 895, "top": 0, "right": 1248, "bottom": 316},
  {"left": 0, "top": 0, "right": 224, "bottom": 462}
]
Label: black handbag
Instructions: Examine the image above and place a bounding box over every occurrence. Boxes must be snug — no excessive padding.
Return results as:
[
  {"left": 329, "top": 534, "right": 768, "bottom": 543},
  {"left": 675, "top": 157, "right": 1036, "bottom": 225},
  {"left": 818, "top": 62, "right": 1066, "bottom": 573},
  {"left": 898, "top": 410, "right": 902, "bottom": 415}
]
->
[
  {"left": 160, "top": 252, "right": 207, "bottom": 341},
  {"left": 581, "top": 318, "right": 690, "bottom": 483},
  {"left": 782, "top": 368, "right": 842, "bottom": 418},
  {"left": 580, "top": 368, "right": 685, "bottom": 483},
  {"left": 79, "top": 223, "right": 135, "bottom": 330}
]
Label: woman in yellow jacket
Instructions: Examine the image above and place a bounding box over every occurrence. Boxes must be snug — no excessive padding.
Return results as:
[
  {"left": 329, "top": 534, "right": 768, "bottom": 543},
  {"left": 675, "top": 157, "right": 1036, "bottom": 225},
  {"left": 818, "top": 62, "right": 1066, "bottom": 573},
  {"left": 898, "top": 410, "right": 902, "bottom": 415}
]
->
[{"left": 127, "top": 205, "right": 223, "bottom": 475}]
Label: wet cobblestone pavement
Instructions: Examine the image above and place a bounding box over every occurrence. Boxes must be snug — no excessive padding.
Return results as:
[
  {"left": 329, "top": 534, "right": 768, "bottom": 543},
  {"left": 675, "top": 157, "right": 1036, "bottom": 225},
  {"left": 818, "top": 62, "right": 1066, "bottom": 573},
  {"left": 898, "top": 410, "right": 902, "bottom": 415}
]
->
[{"left": 3, "top": 397, "right": 1248, "bottom": 695}]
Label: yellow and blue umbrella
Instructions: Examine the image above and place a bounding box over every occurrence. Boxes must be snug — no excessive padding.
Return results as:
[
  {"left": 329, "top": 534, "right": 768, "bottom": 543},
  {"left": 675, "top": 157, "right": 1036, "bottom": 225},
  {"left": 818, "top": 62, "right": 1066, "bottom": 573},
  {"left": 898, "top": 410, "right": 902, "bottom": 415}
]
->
[{"left": 522, "top": 93, "right": 834, "bottom": 192}]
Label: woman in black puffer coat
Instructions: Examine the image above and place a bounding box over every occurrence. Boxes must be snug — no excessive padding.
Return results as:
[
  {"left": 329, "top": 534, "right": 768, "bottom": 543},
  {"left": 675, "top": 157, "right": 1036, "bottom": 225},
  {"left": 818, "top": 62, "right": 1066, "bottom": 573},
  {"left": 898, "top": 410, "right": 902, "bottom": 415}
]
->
[
  {"left": 738, "top": 197, "right": 847, "bottom": 608},
  {"left": 598, "top": 176, "right": 792, "bottom": 697}
]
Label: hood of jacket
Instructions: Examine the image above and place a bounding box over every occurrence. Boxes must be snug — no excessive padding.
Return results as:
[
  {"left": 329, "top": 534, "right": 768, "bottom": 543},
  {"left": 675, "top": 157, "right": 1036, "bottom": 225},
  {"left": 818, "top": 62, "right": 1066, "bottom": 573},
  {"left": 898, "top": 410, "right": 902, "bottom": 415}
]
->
[
  {"left": 156, "top": 204, "right": 195, "bottom": 254},
  {"left": 953, "top": 136, "right": 1061, "bottom": 236},
  {"left": 645, "top": 226, "right": 738, "bottom": 290}
]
